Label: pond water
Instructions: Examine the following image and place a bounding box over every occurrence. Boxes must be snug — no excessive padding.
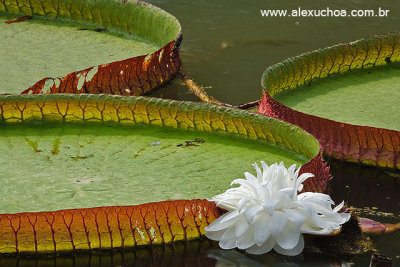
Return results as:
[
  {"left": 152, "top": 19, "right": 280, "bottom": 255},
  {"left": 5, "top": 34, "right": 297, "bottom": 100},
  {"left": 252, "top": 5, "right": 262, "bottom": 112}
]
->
[
  {"left": 1, "top": 0, "right": 400, "bottom": 266},
  {"left": 147, "top": 0, "right": 400, "bottom": 105}
]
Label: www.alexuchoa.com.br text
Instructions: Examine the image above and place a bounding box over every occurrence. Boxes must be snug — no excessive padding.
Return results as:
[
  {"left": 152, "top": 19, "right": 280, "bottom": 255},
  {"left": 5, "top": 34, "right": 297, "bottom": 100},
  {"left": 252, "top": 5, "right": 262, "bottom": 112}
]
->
[{"left": 260, "top": 7, "right": 390, "bottom": 18}]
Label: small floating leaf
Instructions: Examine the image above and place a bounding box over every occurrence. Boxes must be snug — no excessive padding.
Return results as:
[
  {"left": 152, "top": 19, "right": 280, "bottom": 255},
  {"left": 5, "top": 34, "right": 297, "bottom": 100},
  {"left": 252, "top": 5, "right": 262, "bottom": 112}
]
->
[{"left": 4, "top": 14, "right": 32, "bottom": 24}]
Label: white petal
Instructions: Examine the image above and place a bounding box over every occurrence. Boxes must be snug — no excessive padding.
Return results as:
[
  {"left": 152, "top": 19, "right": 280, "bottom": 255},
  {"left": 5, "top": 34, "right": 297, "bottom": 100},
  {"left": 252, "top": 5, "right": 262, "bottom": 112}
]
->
[
  {"left": 274, "top": 234, "right": 304, "bottom": 256},
  {"left": 214, "top": 201, "right": 237, "bottom": 212},
  {"left": 301, "top": 222, "right": 331, "bottom": 235},
  {"left": 253, "top": 213, "right": 272, "bottom": 246},
  {"left": 295, "top": 166, "right": 301, "bottom": 178},
  {"left": 288, "top": 164, "right": 297, "bottom": 174},
  {"left": 333, "top": 200, "right": 345, "bottom": 212},
  {"left": 301, "top": 215, "right": 337, "bottom": 235},
  {"left": 234, "top": 217, "right": 250, "bottom": 238},
  {"left": 220, "top": 210, "right": 241, "bottom": 224},
  {"left": 297, "top": 200, "right": 341, "bottom": 227},
  {"left": 284, "top": 209, "right": 306, "bottom": 229},
  {"left": 274, "top": 221, "right": 301, "bottom": 250},
  {"left": 237, "top": 197, "right": 253, "bottom": 212},
  {"left": 261, "top": 161, "right": 269, "bottom": 173},
  {"left": 205, "top": 211, "right": 240, "bottom": 232},
  {"left": 263, "top": 199, "right": 279, "bottom": 216},
  {"left": 244, "top": 172, "right": 258, "bottom": 184},
  {"left": 231, "top": 179, "right": 259, "bottom": 198},
  {"left": 297, "top": 183, "right": 304, "bottom": 192},
  {"left": 253, "top": 162, "right": 262, "bottom": 180},
  {"left": 298, "top": 192, "right": 334, "bottom": 209},
  {"left": 296, "top": 173, "right": 314, "bottom": 186},
  {"left": 302, "top": 212, "right": 333, "bottom": 231},
  {"left": 279, "top": 188, "right": 296, "bottom": 199},
  {"left": 276, "top": 188, "right": 293, "bottom": 204},
  {"left": 205, "top": 229, "right": 225, "bottom": 241},
  {"left": 339, "top": 212, "right": 351, "bottom": 223},
  {"left": 246, "top": 237, "right": 276, "bottom": 255},
  {"left": 243, "top": 205, "right": 264, "bottom": 224},
  {"left": 269, "top": 211, "right": 288, "bottom": 238},
  {"left": 231, "top": 178, "right": 256, "bottom": 190},
  {"left": 310, "top": 204, "right": 350, "bottom": 225},
  {"left": 219, "top": 227, "right": 236, "bottom": 249},
  {"left": 262, "top": 162, "right": 273, "bottom": 182},
  {"left": 295, "top": 201, "right": 314, "bottom": 216},
  {"left": 236, "top": 227, "right": 256, "bottom": 249}
]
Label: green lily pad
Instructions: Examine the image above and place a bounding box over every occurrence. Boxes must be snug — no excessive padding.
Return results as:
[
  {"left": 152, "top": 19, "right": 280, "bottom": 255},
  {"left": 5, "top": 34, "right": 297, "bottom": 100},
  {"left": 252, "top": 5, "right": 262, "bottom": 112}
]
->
[
  {"left": 0, "top": 0, "right": 181, "bottom": 94},
  {"left": 260, "top": 33, "right": 400, "bottom": 169},
  {"left": 0, "top": 14, "right": 159, "bottom": 93},
  {"left": 0, "top": 94, "right": 318, "bottom": 214},
  {"left": 275, "top": 65, "right": 400, "bottom": 131}
]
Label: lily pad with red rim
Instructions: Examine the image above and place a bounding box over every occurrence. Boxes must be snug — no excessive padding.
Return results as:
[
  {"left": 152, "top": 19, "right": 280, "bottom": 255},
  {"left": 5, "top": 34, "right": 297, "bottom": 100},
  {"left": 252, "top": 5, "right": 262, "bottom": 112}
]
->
[
  {"left": 0, "top": 0, "right": 182, "bottom": 95},
  {"left": 0, "top": 94, "right": 328, "bottom": 254},
  {"left": 259, "top": 33, "right": 400, "bottom": 170}
]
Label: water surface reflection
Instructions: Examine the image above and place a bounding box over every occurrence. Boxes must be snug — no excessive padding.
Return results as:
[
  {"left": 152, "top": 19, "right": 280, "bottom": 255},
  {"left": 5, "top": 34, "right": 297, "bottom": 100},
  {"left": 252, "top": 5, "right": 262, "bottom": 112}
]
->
[{"left": 0, "top": 240, "right": 352, "bottom": 267}]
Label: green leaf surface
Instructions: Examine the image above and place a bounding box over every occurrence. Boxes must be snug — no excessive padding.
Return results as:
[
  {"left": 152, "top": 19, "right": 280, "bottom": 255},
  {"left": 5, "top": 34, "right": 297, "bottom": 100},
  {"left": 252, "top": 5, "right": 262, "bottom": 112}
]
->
[
  {"left": 0, "top": 123, "right": 306, "bottom": 214},
  {"left": 0, "top": 94, "right": 318, "bottom": 214},
  {"left": 275, "top": 65, "right": 400, "bottom": 131},
  {"left": 0, "top": 0, "right": 182, "bottom": 94},
  {"left": 0, "top": 14, "right": 159, "bottom": 93},
  {"left": 260, "top": 33, "right": 400, "bottom": 169}
]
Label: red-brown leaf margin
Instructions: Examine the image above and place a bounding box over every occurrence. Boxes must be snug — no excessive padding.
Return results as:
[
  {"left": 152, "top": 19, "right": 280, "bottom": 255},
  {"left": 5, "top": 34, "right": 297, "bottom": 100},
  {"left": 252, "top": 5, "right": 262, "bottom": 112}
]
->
[
  {"left": 0, "top": 199, "right": 221, "bottom": 255},
  {"left": 21, "top": 34, "right": 182, "bottom": 96}
]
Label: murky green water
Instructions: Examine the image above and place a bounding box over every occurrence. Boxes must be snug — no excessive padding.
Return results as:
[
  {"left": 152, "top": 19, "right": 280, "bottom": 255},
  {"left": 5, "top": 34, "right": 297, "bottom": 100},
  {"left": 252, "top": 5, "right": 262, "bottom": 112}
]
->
[
  {"left": 147, "top": 0, "right": 400, "bottom": 105},
  {"left": 1, "top": 0, "right": 399, "bottom": 265}
]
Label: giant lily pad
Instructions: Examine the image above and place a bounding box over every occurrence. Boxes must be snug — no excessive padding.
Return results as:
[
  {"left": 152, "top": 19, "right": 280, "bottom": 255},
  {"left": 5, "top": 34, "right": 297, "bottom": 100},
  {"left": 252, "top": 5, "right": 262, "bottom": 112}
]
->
[
  {"left": 0, "top": 0, "right": 182, "bottom": 95},
  {"left": 275, "top": 66, "right": 400, "bottom": 132},
  {"left": 0, "top": 94, "right": 328, "bottom": 254},
  {"left": 259, "top": 33, "right": 400, "bottom": 170}
]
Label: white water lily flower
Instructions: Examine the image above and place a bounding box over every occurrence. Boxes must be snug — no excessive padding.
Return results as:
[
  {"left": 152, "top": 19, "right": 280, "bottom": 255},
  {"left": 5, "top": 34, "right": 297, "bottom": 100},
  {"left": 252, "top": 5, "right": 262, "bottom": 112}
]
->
[{"left": 205, "top": 161, "right": 350, "bottom": 256}]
